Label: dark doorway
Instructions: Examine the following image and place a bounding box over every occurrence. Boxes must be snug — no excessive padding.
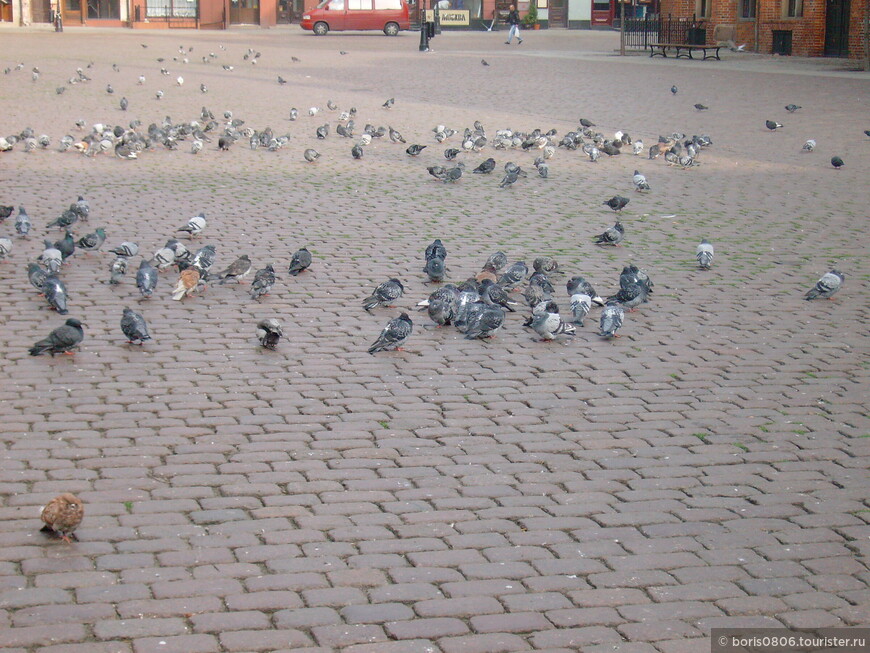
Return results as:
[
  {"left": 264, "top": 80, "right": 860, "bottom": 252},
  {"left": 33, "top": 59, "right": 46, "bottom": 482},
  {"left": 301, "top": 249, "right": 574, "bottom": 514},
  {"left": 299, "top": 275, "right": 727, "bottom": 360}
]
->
[
  {"left": 824, "top": 0, "right": 849, "bottom": 56},
  {"left": 549, "top": 0, "right": 567, "bottom": 27}
]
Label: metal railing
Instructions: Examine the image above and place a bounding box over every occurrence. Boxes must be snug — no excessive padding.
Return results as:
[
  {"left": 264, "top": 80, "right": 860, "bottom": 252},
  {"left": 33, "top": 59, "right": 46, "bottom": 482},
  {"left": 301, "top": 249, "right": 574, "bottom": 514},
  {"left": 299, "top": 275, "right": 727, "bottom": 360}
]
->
[
  {"left": 617, "top": 14, "right": 702, "bottom": 49},
  {"left": 135, "top": 1, "right": 199, "bottom": 21}
]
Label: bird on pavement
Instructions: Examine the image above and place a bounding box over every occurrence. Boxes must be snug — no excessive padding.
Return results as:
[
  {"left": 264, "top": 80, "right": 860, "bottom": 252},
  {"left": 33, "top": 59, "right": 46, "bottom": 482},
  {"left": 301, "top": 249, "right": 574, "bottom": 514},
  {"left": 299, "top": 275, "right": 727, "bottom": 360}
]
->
[
  {"left": 805, "top": 269, "right": 844, "bottom": 300},
  {"left": 136, "top": 260, "right": 158, "bottom": 298},
  {"left": 603, "top": 196, "right": 630, "bottom": 212},
  {"left": 214, "top": 255, "right": 252, "bottom": 284},
  {"left": 593, "top": 221, "right": 625, "bottom": 246},
  {"left": 632, "top": 170, "right": 650, "bottom": 192},
  {"left": 257, "top": 318, "right": 283, "bottom": 349},
  {"left": 120, "top": 307, "right": 151, "bottom": 344},
  {"left": 29, "top": 318, "right": 84, "bottom": 356},
  {"left": 530, "top": 304, "right": 576, "bottom": 341},
  {"left": 696, "top": 239, "right": 714, "bottom": 269},
  {"left": 108, "top": 241, "right": 138, "bottom": 257},
  {"left": 831, "top": 156, "right": 844, "bottom": 169},
  {"left": 368, "top": 313, "right": 413, "bottom": 353},
  {"left": 40, "top": 493, "right": 84, "bottom": 543},
  {"left": 172, "top": 267, "right": 203, "bottom": 300},
  {"left": 288, "top": 247, "right": 312, "bottom": 275},
  {"left": 598, "top": 301, "right": 625, "bottom": 338},
  {"left": 108, "top": 257, "right": 128, "bottom": 285},
  {"left": 765, "top": 119, "right": 783, "bottom": 131},
  {"left": 363, "top": 279, "right": 404, "bottom": 312},
  {"left": 250, "top": 265, "right": 278, "bottom": 300},
  {"left": 177, "top": 213, "right": 206, "bottom": 238}
]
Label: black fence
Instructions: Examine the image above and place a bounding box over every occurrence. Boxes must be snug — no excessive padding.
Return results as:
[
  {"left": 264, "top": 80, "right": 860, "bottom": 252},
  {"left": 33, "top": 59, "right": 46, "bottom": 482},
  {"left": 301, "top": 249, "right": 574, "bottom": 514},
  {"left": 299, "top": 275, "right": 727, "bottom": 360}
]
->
[{"left": 616, "top": 14, "right": 705, "bottom": 50}]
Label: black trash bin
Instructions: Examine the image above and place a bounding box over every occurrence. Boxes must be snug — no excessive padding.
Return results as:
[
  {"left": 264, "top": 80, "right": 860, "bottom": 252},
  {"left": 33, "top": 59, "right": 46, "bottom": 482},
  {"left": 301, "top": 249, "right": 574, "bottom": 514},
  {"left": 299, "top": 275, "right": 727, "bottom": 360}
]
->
[{"left": 686, "top": 27, "right": 706, "bottom": 45}]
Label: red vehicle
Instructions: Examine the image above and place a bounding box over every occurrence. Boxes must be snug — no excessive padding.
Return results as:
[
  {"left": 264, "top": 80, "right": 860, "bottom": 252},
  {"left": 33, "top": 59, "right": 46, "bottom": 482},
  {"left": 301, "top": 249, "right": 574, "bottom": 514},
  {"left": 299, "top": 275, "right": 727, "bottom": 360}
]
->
[{"left": 300, "top": 0, "right": 410, "bottom": 35}]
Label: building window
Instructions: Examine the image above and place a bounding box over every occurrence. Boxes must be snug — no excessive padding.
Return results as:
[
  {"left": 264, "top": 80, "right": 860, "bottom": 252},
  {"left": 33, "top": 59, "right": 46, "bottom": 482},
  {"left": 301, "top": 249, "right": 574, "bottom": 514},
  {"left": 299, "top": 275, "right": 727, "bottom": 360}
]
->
[
  {"left": 147, "top": 0, "right": 196, "bottom": 16},
  {"left": 740, "top": 0, "right": 755, "bottom": 18},
  {"left": 784, "top": 0, "right": 802, "bottom": 17},
  {"left": 696, "top": 0, "right": 710, "bottom": 18}
]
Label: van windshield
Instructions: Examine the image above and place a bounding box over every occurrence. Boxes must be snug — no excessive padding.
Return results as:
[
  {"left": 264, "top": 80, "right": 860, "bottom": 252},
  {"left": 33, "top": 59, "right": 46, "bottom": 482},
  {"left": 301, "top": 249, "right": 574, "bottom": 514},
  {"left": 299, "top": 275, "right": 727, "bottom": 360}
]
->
[{"left": 316, "top": 0, "right": 341, "bottom": 7}]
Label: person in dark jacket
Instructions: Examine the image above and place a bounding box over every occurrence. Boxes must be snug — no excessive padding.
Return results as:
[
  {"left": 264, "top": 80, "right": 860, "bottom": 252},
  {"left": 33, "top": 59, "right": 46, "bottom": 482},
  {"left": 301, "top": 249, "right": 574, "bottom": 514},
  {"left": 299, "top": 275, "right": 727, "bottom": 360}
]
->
[{"left": 505, "top": 4, "right": 523, "bottom": 44}]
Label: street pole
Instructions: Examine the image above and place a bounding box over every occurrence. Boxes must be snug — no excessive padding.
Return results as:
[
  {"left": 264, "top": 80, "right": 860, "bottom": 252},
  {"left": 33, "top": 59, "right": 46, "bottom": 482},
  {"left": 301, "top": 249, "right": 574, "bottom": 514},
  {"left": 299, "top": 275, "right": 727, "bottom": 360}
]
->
[
  {"left": 864, "top": 0, "right": 869, "bottom": 71},
  {"left": 619, "top": 0, "right": 625, "bottom": 55}
]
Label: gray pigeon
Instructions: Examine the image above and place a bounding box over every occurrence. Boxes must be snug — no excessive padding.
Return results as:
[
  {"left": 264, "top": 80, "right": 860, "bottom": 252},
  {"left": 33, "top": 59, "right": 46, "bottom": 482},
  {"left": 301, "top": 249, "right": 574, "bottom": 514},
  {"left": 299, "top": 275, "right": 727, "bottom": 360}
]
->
[
  {"left": 368, "top": 313, "right": 413, "bottom": 353},
  {"left": 423, "top": 257, "right": 445, "bottom": 283},
  {"left": 530, "top": 305, "right": 576, "bottom": 341},
  {"left": 303, "top": 148, "right": 320, "bottom": 162},
  {"left": 805, "top": 269, "right": 844, "bottom": 300},
  {"left": 0, "top": 237, "right": 10, "bottom": 261},
  {"left": 76, "top": 227, "right": 106, "bottom": 253},
  {"left": 27, "top": 262, "right": 48, "bottom": 293},
  {"left": 215, "top": 255, "right": 252, "bottom": 284},
  {"left": 765, "top": 119, "right": 783, "bottom": 131},
  {"left": 120, "top": 307, "right": 151, "bottom": 344},
  {"left": 696, "top": 239, "right": 714, "bottom": 269},
  {"left": 250, "top": 265, "right": 278, "bottom": 300},
  {"left": 632, "top": 170, "right": 650, "bottom": 192},
  {"left": 15, "top": 206, "right": 31, "bottom": 237},
  {"left": 29, "top": 318, "right": 84, "bottom": 357},
  {"left": 603, "top": 196, "right": 630, "bottom": 212},
  {"left": 461, "top": 302, "right": 505, "bottom": 340},
  {"left": 109, "top": 241, "right": 139, "bottom": 257},
  {"left": 288, "top": 247, "right": 312, "bottom": 276},
  {"left": 533, "top": 256, "right": 560, "bottom": 275},
  {"left": 473, "top": 158, "right": 496, "bottom": 174},
  {"left": 598, "top": 301, "right": 625, "bottom": 338},
  {"left": 177, "top": 213, "right": 206, "bottom": 238},
  {"left": 43, "top": 274, "right": 69, "bottom": 314},
  {"left": 363, "top": 278, "right": 404, "bottom": 312},
  {"left": 425, "top": 239, "right": 447, "bottom": 262},
  {"left": 151, "top": 246, "right": 176, "bottom": 269},
  {"left": 136, "top": 259, "right": 158, "bottom": 298},
  {"left": 608, "top": 281, "right": 647, "bottom": 311},
  {"left": 45, "top": 209, "right": 78, "bottom": 231},
  {"left": 593, "top": 221, "right": 624, "bottom": 246},
  {"left": 109, "top": 256, "right": 128, "bottom": 285},
  {"left": 427, "top": 297, "right": 457, "bottom": 327},
  {"left": 257, "top": 318, "right": 283, "bottom": 349},
  {"left": 497, "top": 261, "right": 528, "bottom": 291},
  {"left": 485, "top": 251, "right": 508, "bottom": 272},
  {"left": 566, "top": 275, "right": 604, "bottom": 305},
  {"left": 480, "top": 279, "right": 517, "bottom": 312},
  {"left": 569, "top": 293, "right": 592, "bottom": 325},
  {"left": 40, "top": 242, "right": 63, "bottom": 273}
]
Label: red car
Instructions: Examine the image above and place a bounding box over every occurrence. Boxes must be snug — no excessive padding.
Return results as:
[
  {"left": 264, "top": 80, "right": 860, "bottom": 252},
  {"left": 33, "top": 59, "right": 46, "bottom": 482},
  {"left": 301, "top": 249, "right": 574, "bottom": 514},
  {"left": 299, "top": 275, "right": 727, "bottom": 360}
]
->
[{"left": 300, "top": 0, "right": 411, "bottom": 35}]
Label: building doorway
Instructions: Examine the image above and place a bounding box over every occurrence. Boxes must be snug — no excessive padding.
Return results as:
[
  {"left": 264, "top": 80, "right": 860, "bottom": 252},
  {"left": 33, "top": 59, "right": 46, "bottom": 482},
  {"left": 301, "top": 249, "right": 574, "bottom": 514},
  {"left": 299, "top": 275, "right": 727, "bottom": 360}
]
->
[
  {"left": 549, "top": 0, "right": 567, "bottom": 27},
  {"left": 31, "top": 0, "right": 52, "bottom": 21},
  {"left": 230, "top": 0, "right": 260, "bottom": 23},
  {"left": 824, "top": 0, "right": 849, "bottom": 56}
]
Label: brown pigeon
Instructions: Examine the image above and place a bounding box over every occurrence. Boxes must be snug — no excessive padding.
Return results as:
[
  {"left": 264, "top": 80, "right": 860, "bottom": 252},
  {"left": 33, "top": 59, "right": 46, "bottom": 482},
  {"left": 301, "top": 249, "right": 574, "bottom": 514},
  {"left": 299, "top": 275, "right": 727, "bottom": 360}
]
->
[{"left": 40, "top": 493, "right": 84, "bottom": 543}]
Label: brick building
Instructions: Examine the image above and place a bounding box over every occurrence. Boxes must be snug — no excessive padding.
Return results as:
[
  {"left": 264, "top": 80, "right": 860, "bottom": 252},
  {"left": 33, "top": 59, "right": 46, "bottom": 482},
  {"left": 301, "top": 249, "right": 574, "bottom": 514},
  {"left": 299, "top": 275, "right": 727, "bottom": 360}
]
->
[{"left": 658, "top": 0, "right": 868, "bottom": 58}]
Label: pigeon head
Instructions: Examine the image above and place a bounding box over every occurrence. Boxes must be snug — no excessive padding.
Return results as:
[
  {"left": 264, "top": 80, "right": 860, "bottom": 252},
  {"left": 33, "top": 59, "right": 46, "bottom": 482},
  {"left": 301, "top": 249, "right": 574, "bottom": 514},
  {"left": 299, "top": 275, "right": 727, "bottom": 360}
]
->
[
  {"left": 398, "top": 313, "right": 412, "bottom": 324},
  {"left": 65, "top": 318, "right": 84, "bottom": 328},
  {"left": 389, "top": 278, "right": 404, "bottom": 290}
]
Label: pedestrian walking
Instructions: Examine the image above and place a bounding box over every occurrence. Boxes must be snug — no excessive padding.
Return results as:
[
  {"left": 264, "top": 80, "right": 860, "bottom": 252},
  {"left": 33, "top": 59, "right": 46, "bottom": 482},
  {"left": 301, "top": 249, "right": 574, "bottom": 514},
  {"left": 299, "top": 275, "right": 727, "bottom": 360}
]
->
[{"left": 505, "top": 4, "right": 523, "bottom": 44}]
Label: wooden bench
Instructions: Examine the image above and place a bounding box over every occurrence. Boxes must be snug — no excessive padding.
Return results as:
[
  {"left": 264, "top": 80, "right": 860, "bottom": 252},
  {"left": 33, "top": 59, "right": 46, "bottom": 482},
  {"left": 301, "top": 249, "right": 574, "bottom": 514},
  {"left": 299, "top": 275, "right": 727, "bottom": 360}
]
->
[{"left": 649, "top": 43, "right": 721, "bottom": 60}]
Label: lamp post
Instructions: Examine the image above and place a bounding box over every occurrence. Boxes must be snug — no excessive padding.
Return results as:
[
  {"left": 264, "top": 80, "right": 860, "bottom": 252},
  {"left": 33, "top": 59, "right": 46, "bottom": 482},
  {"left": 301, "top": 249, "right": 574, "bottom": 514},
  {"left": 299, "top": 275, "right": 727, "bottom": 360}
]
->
[{"left": 619, "top": 0, "right": 625, "bottom": 55}]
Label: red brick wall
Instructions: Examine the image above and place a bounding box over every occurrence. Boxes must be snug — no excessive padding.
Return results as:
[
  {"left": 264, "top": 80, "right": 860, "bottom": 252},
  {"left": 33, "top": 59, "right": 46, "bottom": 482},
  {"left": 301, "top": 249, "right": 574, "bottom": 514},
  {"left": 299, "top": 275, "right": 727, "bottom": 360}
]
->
[{"left": 658, "top": 0, "right": 867, "bottom": 58}]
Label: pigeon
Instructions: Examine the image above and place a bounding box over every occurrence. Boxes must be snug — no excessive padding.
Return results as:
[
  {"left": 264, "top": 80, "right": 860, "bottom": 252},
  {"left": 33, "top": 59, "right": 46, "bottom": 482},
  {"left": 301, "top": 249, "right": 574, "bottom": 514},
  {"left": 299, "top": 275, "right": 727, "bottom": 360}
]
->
[
  {"left": 473, "top": 158, "right": 496, "bottom": 174},
  {"left": 151, "top": 246, "right": 176, "bottom": 269},
  {"left": 670, "top": 85, "right": 678, "bottom": 95},
  {"left": 218, "top": 136, "right": 231, "bottom": 150},
  {"left": 425, "top": 239, "right": 447, "bottom": 262},
  {"left": 70, "top": 196, "right": 90, "bottom": 221},
  {"left": 136, "top": 259, "right": 158, "bottom": 298},
  {"left": 178, "top": 213, "right": 206, "bottom": 237},
  {"left": 530, "top": 305, "right": 576, "bottom": 341},
  {"left": 120, "top": 97, "right": 128, "bottom": 111},
  {"left": 805, "top": 269, "right": 844, "bottom": 300},
  {"left": 603, "top": 196, "right": 630, "bottom": 212},
  {"left": 785, "top": 104, "right": 802, "bottom": 112},
  {"left": 485, "top": 251, "right": 508, "bottom": 272},
  {"left": 566, "top": 275, "right": 605, "bottom": 306},
  {"left": 45, "top": 209, "right": 78, "bottom": 231},
  {"left": 257, "top": 318, "right": 283, "bottom": 349},
  {"left": 480, "top": 279, "right": 517, "bottom": 312},
  {"left": 43, "top": 275, "right": 69, "bottom": 314},
  {"left": 287, "top": 247, "right": 312, "bottom": 276},
  {"left": 423, "top": 257, "right": 446, "bottom": 283},
  {"left": 40, "top": 243, "right": 63, "bottom": 273},
  {"left": 608, "top": 281, "right": 647, "bottom": 311},
  {"left": 76, "top": 227, "right": 106, "bottom": 254},
  {"left": 29, "top": 318, "right": 84, "bottom": 357},
  {"left": 15, "top": 206, "right": 31, "bottom": 237},
  {"left": 461, "top": 302, "right": 505, "bottom": 340},
  {"left": 696, "top": 239, "right": 714, "bottom": 269},
  {"left": 481, "top": 59, "right": 489, "bottom": 66},
  {"left": 368, "top": 313, "right": 413, "bottom": 354},
  {"left": 579, "top": 118, "right": 596, "bottom": 127},
  {"left": 303, "top": 148, "right": 320, "bottom": 162},
  {"left": 351, "top": 144, "right": 363, "bottom": 159},
  {"left": 382, "top": 97, "right": 395, "bottom": 109},
  {"left": 165, "top": 239, "right": 191, "bottom": 266},
  {"left": 315, "top": 124, "right": 329, "bottom": 139},
  {"left": 172, "top": 267, "right": 202, "bottom": 300},
  {"left": 0, "top": 205, "right": 12, "bottom": 221},
  {"left": 39, "top": 493, "right": 84, "bottom": 543},
  {"left": 108, "top": 256, "right": 128, "bottom": 284},
  {"left": 569, "top": 293, "right": 592, "bottom": 326},
  {"left": 278, "top": 75, "right": 287, "bottom": 85},
  {"left": 765, "top": 120, "right": 783, "bottom": 131},
  {"left": 693, "top": 103, "right": 708, "bottom": 111},
  {"left": 598, "top": 301, "right": 625, "bottom": 338},
  {"left": 533, "top": 257, "right": 559, "bottom": 275},
  {"left": 388, "top": 127, "right": 406, "bottom": 143},
  {"left": 406, "top": 144, "right": 427, "bottom": 156},
  {"left": 427, "top": 296, "right": 458, "bottom": 327},
  {"left": 191, "top": 140, "right": 203, "bottom": 154},
  {"left": 444, "top": 148, "right": 461, "bottom": 160},
  {"left": 802, "top": 139, "right": 816, "bottom": 152},
  {"left": 363, "top": 279, "right": 404, "bottom": 311},
  {"left": 831, "top": 156, "right": 844, "bottom": 169},
  {"left": 191, "top": 245, "right": 216, "bottom": 273},
  {"left": 499, "top": 170, "right": 519, "bottom": 188},
  {"left": 250, "top": 264, "right": 278, "bottom": 299},
  {"left": 529, "top": 271, "right": 555, "bottom": 294},
  {"left": 120, "top": 307, "right": 151, "bottom": 344},
  {"left": 593, "top": 221, "right": 625, "bottom": 246},
  {"left": 215, "top": 255, "right": 252, "bottom": 283},
  {"left": 289, "top": 108, "right": 298, "bottom": 121},
  {"left": 622, "top": 264, "right": 654, "bottom": 296},
  {"left": 632, "top": 170, "right": 650, "bottom": 192},
  {"left": 27, "top": 262, "right": 48, "bottom": 293},
  {"left": 54, "top": 231, "right": 76, "bottom": 261},
  {"left": 497, "top": 261, "right": 528, "bottom": 291},
  {"left": 108, "top": 241, "right": 138, "bottom": 257},
  {"left": 536, "top": 162, "right": 549, "bottom": 178},
  {"left": 0, "top": 237, "right": 11, "bottom": 261}
]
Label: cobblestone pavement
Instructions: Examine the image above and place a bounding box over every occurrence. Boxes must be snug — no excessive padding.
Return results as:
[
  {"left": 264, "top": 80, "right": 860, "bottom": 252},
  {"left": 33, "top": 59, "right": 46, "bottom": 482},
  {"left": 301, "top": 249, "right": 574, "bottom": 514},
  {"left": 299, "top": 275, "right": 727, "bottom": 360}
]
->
[{"left": 0, "top": 25, "right": 868, "bottom": 653}]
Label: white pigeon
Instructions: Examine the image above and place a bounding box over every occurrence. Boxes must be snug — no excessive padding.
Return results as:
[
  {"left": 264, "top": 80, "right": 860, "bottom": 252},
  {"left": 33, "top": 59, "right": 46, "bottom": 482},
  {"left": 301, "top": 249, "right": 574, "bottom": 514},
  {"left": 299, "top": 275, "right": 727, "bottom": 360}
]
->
[
  {"left": 178, "top": 213, "right": 206, "bottom": 237},
  {"left": 0, "top": 237, "right": 12, "bottom": 260},
  {"left": 176, "top": 76, "right": 184, "bottom": 86},
  {"left": 632, "top": 140, "right": 644, "bottom": 155},
  {"left": 632, "top": 170, "right": 651, "bottom": 192},
  {"left": 570, "top": 293, "right": 592, "bottom": 326},
  {"left": 802, "top": 139, "right": 816, "bottom": 152}
]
